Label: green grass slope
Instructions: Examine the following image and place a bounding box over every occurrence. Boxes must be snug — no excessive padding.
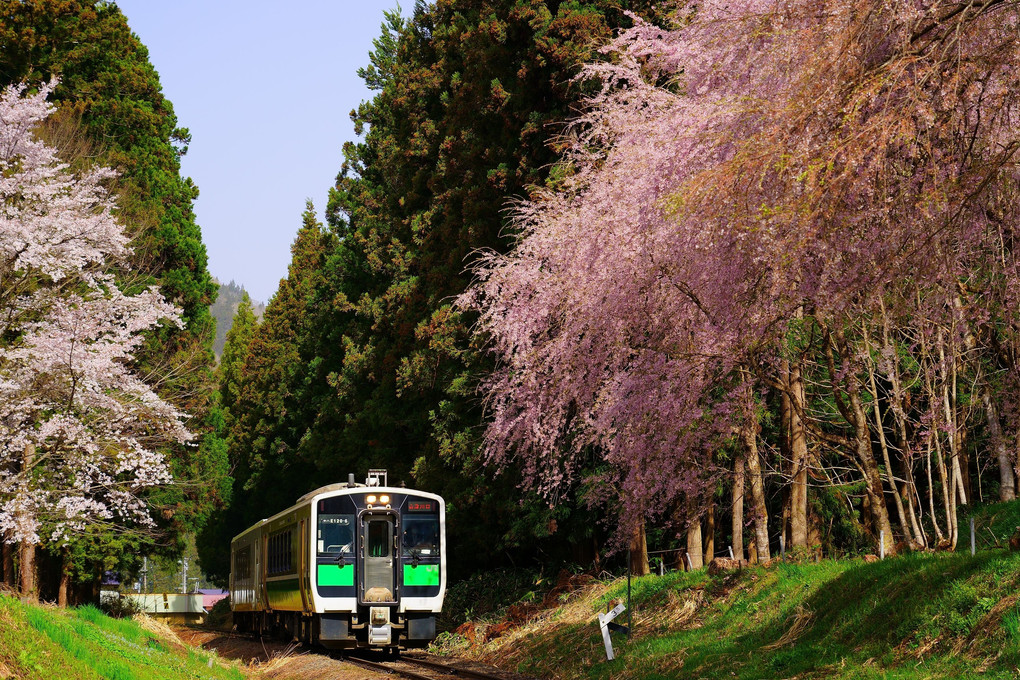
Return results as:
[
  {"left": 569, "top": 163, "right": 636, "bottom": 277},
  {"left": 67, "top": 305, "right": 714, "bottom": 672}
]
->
[
  {"left": 0, "top": 593, "right": 246, "bottom": 680},
  {"left": 457, "top": 549, "right": 1020, "bottom": 679}
]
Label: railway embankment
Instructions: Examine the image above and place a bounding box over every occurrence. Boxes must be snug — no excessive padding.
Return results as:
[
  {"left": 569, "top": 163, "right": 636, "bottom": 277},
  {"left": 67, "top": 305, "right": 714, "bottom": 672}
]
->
[
  {"left": 0, "top": 593, "right": 246, "bottom": 679},
  {"left": 439, "top": 550, "right": 1020, "bottom": 679},
  {"left": 7, "top": 509, "right": 1020, "bottom": 679}
]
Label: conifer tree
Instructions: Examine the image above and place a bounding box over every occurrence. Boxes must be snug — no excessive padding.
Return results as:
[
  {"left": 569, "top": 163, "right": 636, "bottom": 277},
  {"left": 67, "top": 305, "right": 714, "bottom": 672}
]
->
[{"left": 316, "top": 0, "right": 666, "bottom": 567}]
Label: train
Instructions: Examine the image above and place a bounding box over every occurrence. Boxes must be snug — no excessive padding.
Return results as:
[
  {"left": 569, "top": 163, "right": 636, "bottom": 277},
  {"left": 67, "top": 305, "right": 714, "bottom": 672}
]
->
[{"left": 230, "top": 469, "right": 446, "bottom": 652}]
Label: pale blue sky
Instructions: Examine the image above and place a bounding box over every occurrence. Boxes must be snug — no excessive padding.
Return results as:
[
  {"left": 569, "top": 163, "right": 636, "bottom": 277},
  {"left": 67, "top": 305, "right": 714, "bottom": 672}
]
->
[{"left": 114, "top": 1, "right": 401, "bottom": 303}]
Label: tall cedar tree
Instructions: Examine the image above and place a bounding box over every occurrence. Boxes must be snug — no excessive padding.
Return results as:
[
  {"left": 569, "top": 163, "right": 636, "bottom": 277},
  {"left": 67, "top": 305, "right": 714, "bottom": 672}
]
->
[
  {"left": 195, "top": 293, "right": 259, "bottom": 583},
  {"left": 0, "top": 0, "right": 223, "bottom": 595},
  {"left": 198, "top": 205, "right": 336, "bottom": 583}
]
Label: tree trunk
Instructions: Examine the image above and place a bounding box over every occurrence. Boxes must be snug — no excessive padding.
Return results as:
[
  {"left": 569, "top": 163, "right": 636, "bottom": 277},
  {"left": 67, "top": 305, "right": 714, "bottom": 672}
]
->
[
  {"left": 864, "top": 331, "right": 913, "bottom": 546},
  {"left": 58, "top": 547, "right": 72, "bottom": 607},
  {"left": 18, "top": 541, "right": 36, "bottom": 602},
  {"left": 933, "top": 426, "right": 957, "bottom": 548},
  {"left": 983, "top": 390, "right": 1015, "bottom": 501},
  {"left": 17, "top": 443, "right": 37, "bottom": 601},
  {"left": 732, "top": 451, "right": 745, "bottom": 560},
  {"left": 953, "top": 294, "right": 1014, "bottom": 503},
  {"left": 743, "top": 424, "right": 771, "bottom": 563},
  {"left": 738, "top": 366, "right": 770, "bottom": 563},
  {"left": 846, "top": 371, "right": 896, "bottom": 556},
  {"left": 686, "top": 508, "right": 704, "bottom": 570},
  {"left": 629, "top": 522, "right": 650, "bottom": 576},
  {"left": 926, "top": 440, "right": 945, "bottom": 543},
  {"left": 1, "top": 535, "right": 13, "bottom": 588},
  {"left": 703, "top": 502, "right": 715, "bottom": 564},
  {"left": 825, "top": 327, "right": 894, "bottom": 555},
  {"left": 784, "top": 359, "right": 809, "bottom": 549}
]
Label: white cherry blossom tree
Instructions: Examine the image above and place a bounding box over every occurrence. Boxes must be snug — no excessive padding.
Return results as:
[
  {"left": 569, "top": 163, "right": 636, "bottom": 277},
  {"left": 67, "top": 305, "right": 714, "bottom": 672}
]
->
[{"left": 0, "top": 82, "right": 191, "bottom": 598}]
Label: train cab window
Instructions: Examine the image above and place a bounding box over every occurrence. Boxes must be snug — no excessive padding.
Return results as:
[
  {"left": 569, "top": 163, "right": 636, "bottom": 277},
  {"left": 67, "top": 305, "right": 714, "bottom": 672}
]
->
[
  {"left": 402, "top": 517, "right": 439, "bottom": 557},
  {"left": 367, "top": 520, "right": 391, "bottom": 558},
  {"left": 317, "top": 514, "right": 354, "bottom": 555}
]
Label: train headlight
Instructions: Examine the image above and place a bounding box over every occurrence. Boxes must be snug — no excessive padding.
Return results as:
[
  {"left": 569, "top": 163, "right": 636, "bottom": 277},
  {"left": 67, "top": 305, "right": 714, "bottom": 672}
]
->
[
  {"left": 366, "top": 495, "right": 377, "bottom": 505},
  {"left": 379, "top": 495, "right": 389, "bottom": 505}
]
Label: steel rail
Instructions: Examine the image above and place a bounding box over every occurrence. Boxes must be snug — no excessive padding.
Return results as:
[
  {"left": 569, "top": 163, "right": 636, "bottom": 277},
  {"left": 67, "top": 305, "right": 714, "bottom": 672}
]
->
[
  {"left": 341, "top": 653, "right": 513, "bottom": 680},
  {"left": 400, "top": 655, "right": 509, "bottom": 680},
  {"left": 341, "top": 654, "right": 439, "bottom": 680}
]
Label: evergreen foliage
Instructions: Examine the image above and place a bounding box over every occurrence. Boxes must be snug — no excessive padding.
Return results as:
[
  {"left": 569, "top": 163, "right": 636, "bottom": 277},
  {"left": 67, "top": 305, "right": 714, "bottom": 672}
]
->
[
  {"left": 210, "top": 282, "right": 264, "bottom": 359},
  {"left": 202, "top": 0, "right": 665, "bottom": 578}
]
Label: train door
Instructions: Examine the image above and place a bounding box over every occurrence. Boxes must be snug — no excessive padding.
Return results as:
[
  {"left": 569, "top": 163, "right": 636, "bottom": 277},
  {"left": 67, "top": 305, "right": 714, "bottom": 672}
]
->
[
  {"left": 299, "top": 519, "right": 309, "bottom": 612},
  {"left": 259, "top": 533, "right": 268, "bottom": 610},
  {"left": 360, "top": 513, "right": 396, "bottom": 601}
]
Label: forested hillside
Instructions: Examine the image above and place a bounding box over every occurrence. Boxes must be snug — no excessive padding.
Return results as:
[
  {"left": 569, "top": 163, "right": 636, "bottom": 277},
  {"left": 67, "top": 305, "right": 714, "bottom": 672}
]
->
[
  {"left": 211, "top": 281, "right": 265, "bottom": 358},
  {"left": 0, "top": 0, "right": 224, "bottom": 602},
  {"left": 203, "top": 0, "right": 1020, "bottom": 588}
]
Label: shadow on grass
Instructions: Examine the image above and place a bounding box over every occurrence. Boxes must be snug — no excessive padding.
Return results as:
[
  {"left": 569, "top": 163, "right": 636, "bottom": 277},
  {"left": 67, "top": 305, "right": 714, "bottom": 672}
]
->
[{"left": 673, "top": 551, "right": 1020, "bottom": 679}]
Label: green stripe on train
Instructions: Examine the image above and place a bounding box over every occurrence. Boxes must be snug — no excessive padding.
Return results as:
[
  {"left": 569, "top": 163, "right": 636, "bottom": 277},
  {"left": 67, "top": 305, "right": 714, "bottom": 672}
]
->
[
  {"left": 317, "top": 564, "right": 354, "bottom": 586},
  {"left": 403, "top": 564, "right": 440, "bottom": 586}
]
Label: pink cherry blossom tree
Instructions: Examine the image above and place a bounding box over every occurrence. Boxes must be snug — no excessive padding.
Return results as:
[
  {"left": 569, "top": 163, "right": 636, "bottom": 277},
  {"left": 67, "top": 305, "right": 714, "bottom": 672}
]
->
[
  {"left": 463, "top": 0, "right": 1020, "bottom": 555},
  {"left": 0, "top": 83, "right": 190, "bottom": 599}
]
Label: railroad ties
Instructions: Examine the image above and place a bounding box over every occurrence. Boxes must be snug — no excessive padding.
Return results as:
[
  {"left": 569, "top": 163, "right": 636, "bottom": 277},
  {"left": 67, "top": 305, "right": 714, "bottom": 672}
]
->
[{"left": 339, "top": 652, "right": 532, "bottom": 680}]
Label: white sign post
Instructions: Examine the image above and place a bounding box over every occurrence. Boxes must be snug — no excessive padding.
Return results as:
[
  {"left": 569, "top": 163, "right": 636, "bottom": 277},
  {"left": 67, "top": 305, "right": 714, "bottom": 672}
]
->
[{"left": 598, "top": 603, "right": 627, "bottom": 661}]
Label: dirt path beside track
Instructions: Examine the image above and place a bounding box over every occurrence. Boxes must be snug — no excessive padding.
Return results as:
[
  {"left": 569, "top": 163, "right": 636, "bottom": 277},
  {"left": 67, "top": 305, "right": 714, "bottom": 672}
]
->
[{"left": 172, "top": 626, "right": 391, "bottom": 679}]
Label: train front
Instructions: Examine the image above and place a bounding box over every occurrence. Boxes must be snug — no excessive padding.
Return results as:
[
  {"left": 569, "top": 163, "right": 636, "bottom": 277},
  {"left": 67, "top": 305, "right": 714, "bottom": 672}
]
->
[{"left": 311, "top": 478, "right": 446, "bottom": 650}]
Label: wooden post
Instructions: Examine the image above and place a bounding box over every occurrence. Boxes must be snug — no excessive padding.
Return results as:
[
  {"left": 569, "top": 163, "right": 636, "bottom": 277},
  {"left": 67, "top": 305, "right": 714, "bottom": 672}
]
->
[{"left": 970, "top": 517, "right": 975, "bottom": 556}]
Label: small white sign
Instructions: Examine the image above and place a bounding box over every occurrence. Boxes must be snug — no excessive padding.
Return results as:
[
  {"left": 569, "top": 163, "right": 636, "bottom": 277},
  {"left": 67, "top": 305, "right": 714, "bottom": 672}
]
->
[{"left": 598, "top": 603, "right": 626, "bottom": 661}]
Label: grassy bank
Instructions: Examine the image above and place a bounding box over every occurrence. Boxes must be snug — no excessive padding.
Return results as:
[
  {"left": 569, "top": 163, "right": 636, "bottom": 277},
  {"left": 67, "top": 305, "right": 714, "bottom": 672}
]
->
[
  {"left": 0, "top": 593, "right": 246, "bottom": 680},
  {"left": 444, "top": 549, "right": 1020, "bottom": 679}
]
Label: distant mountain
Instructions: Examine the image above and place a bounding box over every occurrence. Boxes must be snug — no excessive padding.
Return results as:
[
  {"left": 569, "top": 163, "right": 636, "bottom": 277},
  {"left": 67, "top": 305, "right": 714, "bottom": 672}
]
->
[{"left": 211, "top": 280, "right": 265, "bottom": 359}]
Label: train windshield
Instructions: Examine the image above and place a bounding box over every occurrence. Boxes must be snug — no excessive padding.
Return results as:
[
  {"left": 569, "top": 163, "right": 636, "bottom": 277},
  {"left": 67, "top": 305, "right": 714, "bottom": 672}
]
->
[
  {"left": 401, "top": 516, "right": 439, "bottom": 557},
  {"left": 317, "top": 514, "right": 354, "bottom": 555}
]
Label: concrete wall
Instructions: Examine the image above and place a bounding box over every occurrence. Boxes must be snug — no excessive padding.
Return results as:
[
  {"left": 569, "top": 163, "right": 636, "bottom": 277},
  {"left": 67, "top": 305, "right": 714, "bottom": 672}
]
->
[{"left": 121, "top": 593, "right": 206, "bottom": 624}]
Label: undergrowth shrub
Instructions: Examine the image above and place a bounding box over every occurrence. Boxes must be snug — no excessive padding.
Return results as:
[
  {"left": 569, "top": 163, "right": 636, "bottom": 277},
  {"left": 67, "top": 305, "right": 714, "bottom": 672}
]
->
[
  {"left": 206, "top": 596, "right": 232, "bottom": 630},
  {"left": 98, "top": 595, "right": 143, "bottom": 619},
  {"left": 439, "top": 568, "right": 543, "bottom": 630}
]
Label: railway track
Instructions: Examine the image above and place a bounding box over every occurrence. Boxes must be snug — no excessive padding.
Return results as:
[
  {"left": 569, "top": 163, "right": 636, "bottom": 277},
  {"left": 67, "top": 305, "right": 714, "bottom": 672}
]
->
[
  {"left": 340, "top": 652, "right": 523, "bottom": 680},
  {"left": 175, "top": 625, "right": 529, "bottom": 680}
]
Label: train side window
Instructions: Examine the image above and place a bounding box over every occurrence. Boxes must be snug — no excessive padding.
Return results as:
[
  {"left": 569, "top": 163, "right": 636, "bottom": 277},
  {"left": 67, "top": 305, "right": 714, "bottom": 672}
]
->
[
  {"left": 268, "top": 531, "right": 294, "bottom": 575},
  {"left": 233, "top": 545, "right": 252, "bottom": 580}
]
